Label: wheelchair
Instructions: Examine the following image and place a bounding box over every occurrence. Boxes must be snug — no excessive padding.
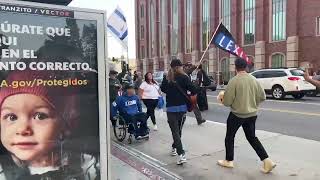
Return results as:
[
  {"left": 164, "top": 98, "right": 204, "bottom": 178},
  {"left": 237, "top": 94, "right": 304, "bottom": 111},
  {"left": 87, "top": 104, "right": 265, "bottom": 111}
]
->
[{"left": 113, "top": 114, "right": 149, "bottom": 144}]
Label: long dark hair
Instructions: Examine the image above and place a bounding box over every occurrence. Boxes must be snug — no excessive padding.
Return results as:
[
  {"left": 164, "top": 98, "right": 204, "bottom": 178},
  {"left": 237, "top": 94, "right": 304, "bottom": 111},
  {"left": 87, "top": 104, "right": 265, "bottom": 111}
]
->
[{"left": 144, "top": 72, "right": 157, "bottom": 84}]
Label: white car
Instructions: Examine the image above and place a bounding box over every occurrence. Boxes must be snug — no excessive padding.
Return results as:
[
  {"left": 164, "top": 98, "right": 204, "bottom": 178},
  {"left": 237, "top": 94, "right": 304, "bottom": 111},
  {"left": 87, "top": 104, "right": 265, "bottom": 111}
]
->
[{"left": 251, "top": 68, "right": 316, "bottom": 99}]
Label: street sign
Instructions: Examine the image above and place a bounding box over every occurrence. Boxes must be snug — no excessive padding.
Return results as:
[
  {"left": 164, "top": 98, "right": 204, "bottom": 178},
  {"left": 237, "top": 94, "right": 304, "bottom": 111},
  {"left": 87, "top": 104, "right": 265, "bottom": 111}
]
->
[{"left": 0, "top": 0, "right": 109, "bottom": 179}]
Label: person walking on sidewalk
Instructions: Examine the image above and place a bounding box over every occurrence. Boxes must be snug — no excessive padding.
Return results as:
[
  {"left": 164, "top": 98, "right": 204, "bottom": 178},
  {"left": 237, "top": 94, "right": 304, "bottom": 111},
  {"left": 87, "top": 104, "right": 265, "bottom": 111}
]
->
[
  {"left": 109, "top": 70, "right": 121, "bottom": 126},
  {"left": 139, "top": 72, "right": 160, "bottom": 131},
  {"left": 196, "top": 64, "right": 209, "bottom": 111},
  {"left": 217, "top": 58, "right": 276, "bottom": 173},
  {"left": 161, "top": 59, "right": 198, "bottom": 165},
  {"left": 184, "top": 62, "right": 206, "bottom": 125}
]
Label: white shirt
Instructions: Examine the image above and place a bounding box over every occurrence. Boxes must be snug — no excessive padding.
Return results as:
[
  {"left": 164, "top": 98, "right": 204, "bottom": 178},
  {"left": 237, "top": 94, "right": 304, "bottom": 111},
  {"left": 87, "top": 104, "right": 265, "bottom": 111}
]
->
[{"left": 140, "top": 81, "right": 160, "bottom": 99}]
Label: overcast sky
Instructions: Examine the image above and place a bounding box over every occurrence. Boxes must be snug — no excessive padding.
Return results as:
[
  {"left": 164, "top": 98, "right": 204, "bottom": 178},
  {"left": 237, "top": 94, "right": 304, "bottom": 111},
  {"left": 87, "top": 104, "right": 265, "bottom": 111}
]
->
[{"left": 69, "top": 0, "right": 136, "bottom": 59}]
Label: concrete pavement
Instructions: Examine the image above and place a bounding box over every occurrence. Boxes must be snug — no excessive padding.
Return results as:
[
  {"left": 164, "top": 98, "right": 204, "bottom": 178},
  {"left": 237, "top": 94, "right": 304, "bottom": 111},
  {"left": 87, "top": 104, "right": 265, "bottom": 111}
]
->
[
  {"left": 113, "top": 109, "right": 320, "bottom": 180},
  {"left": 203, "top": 91, "right": 320, "bottom": 141}
]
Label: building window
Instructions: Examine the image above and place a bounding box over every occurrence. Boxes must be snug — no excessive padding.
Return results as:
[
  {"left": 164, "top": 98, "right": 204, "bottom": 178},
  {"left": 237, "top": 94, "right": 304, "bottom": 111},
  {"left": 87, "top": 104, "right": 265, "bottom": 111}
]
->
[
  {"left": 171, "top": 0, "right": 179, "bottom": 55},
  {"left": 271, "top": 53, "right": 285, "bottom": 68},
  {"left": 185, "top": 0, "right": 193, "bottom": 53},
  {"left": 140, "top": 26, "right": 144, "bottom": 39},
  {"left": 140, "top": 4, "right": 144, "bottom": 18},
  {"left": 202, "top": 0, "right": 210, "bottom": 51},
  {"left": 317, "top": 17, "right": 320, "bottom": 36},
  {"left": 160, "top": 0, "right": 167, "bottom": 57},
  {"left": 221, "top": 58, "right": 230, "bottom": 83},
  {"left": 244, "top": 0, "right": 255, "bottom": 45},
  {"left": 149, "top": 2, "right": 155, "bottom": 57},
  {"left": 272, "top": 0, "right": 286, "bottom": 41},
  {"left": 141, "top": 46, "right": 145, "bottom": 59},
  {"left": 220, "top": 0, "right": 231, "bottom": 30}
]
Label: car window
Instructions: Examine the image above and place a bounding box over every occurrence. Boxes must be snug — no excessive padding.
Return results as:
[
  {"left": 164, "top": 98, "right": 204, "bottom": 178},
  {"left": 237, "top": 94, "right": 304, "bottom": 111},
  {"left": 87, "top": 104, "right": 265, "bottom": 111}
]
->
[
  {"left": 252, "top": 71, "right": 263, "bottom": 78},
  {"left": 252, "top": 70, "right": 286, "bottom": 78},
  {"left": 290, "top": 69, "right": 304, "bottom": 76},
  {"left": 153, "top": 72, "right": 163, "bottom": 78},
  {"left": 269, "top": 71, "right": 287, "bottom": 78}
]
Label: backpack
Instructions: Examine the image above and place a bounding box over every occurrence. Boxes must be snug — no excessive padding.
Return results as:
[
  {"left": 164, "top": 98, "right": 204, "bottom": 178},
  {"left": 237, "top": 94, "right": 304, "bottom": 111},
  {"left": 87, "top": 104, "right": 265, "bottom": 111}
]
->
[{"left": 201, "top": 70, "right": 211, "bottom": 86}]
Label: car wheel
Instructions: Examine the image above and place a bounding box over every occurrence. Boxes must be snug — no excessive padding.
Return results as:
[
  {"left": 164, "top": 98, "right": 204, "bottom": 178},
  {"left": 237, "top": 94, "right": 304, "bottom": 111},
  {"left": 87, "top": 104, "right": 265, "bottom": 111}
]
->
[
  {"left": 272, "top": 86, "right": 285, "bottom": 100},
  {"left": 292, "top": 93, "right": 305, "bottom": 99}
]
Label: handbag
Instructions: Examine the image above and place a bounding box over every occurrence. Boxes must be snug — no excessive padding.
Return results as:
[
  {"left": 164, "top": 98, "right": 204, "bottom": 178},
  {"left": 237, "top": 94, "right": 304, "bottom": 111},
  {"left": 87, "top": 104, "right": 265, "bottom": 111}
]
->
[
  {"left": 157, "top": 96, "right": 165, "bottom": 109},
  {"left": 152, "top": 84, "right": 164, "bottom": 109},
  {"left": 174, "top": 82, "right": 197, "bottom": 112}
]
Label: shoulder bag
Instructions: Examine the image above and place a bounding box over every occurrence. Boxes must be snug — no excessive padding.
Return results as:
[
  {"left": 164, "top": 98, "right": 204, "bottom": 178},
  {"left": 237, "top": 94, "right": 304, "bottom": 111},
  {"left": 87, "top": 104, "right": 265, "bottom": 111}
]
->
[{"left": 174, "top": 82, "right": 197, "bottom": 112}]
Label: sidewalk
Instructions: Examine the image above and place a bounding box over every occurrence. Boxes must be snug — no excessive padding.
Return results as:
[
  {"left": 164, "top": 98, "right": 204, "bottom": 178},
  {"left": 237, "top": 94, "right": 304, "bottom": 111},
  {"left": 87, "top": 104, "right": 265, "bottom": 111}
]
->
[
  {"left": 111, "top": 155, "right": 150, "bottom": 180},
  {"left": 113, "top": 110, "right": 320, "bottom": 180}
]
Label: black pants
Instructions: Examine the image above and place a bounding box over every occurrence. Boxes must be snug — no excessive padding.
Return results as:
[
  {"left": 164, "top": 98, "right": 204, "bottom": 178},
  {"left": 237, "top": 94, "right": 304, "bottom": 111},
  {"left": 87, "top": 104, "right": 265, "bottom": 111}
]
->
[
  {"left": 122, "top": 113, "right": 149, "bottom": 137},
  {"left": 167, "top": 112, "right": 186, "bottom": 155},
  {"left": 197, "top": 87, "right": 208, "bottom": 111},
  {"left": 225, "top": 112, "right": 269, "bottom": 161},
  {"left": 143, "top": 99, "right": 158, "bottom": 125}
]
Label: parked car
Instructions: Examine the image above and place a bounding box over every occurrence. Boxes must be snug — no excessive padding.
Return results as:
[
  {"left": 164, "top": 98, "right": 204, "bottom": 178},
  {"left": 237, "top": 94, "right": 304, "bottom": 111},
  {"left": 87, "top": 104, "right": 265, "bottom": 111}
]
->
[
  {"left": 190, "top": 74, "right": 217, "bottom": 91},
  {"left": 251, "top": 68, "right": 316, "bottom": 100},
  {"left": 153, "top": 71, "right": 165, "bottom": 85}
]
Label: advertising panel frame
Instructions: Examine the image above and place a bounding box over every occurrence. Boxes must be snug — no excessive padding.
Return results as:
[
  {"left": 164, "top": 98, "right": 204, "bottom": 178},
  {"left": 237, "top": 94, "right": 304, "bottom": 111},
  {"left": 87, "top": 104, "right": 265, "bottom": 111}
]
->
[{"left": 0, "top": 0, "right": 109, "bottom": 179}]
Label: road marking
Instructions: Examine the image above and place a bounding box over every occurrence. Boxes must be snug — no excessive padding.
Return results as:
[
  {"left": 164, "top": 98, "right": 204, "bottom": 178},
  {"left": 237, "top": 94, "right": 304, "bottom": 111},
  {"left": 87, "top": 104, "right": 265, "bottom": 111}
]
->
[
  {"left": 208, "top": 102, "right": 320, "bottom": 117},
  {"left": 207, "top": 95, "right": 320, "bottom": 106}
]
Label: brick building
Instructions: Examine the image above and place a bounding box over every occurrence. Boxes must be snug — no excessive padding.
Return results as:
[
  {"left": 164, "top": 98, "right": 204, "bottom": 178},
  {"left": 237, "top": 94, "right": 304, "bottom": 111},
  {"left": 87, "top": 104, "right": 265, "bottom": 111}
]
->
[{"left": 135, "top": 0, "right": 320, "bottom": 83}]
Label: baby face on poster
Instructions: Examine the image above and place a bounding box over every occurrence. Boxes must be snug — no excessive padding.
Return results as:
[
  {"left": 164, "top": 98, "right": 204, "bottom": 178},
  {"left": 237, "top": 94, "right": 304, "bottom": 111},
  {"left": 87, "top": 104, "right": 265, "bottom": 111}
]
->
[{"left": 0, "top": 70, "right": 78, "bottom": 167}]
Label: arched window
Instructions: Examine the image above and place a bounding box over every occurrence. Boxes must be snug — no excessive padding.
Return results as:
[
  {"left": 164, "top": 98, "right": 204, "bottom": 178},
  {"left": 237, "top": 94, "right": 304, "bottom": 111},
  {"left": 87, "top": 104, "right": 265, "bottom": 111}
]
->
[
  {"left": 271, "top": 53, "right": 285, "bottom": 68},
  {"left": 221, "top": 58, "right": 230, "bottom": 83}
]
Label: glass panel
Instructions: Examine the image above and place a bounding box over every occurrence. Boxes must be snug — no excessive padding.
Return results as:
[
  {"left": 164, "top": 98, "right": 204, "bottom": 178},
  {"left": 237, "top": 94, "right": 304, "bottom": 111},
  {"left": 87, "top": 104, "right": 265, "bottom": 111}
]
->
[
  {"left": 244, "top": 0, "right": 255, "bottom": 44},
  {"left": 221, "top": 58, "right": 230, "bottom": 82},
  {"left": 160, "top": 0, "right": 167, "bottom": 57},
  {"left": 185, "top": 0, "right": 193, "bottom": 53},
  {"left": 171, "top": 0, "right": 179, "bottom": 55},
  {"left": 272, "top": 54, "right": 284, "bottom": 68},
  {"left": 272, "top": 0, "right": 286, "bottom": 41},
  {"left": 221, "top": 0, "right": 231, "bottom": 31},
  {"left": 149, "top": 2, "right": 155, "bottom": 57},
  {"left": 317, "top": 17, "right": 320, "bottom": 35},
  {"left": 290, "top": 69, "right": 304, "bottom": 76},
  {"left": 202, "top": 0, "right": 210, "bottom": 50}
]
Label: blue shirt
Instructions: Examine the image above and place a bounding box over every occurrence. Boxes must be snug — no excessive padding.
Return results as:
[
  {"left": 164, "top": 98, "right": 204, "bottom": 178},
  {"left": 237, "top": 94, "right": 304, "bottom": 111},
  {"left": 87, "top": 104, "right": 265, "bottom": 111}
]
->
[
  {"left": 166, "top": 105, "right": 188, "bottom": 112},
  {"left": 112, "top": 93, "right": 142, "bottom": 117}
]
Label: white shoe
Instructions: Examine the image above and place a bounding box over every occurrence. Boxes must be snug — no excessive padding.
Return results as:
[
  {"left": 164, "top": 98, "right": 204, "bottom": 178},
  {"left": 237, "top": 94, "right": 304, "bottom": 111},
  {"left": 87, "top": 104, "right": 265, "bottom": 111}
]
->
[
  {"left": 261, "top": 158, "right": 276, "bottom": 174},
  {"left": 177, "top": 154, "right": 187, "bottom": 165},
  {"left": 171, "top": 148, "right": 178, "bottom": 156},
  {"left": 217, "top": 160, "right": 234, "bottom": 168},
  {"left": 153, "top": 125, "right": 158, "bottom": 131}
]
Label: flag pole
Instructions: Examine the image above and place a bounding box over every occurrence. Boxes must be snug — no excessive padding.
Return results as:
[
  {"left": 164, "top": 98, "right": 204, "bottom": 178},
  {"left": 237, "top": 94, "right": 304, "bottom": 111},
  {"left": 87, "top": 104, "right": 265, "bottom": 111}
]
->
[{"left": 198, "top": 21, "right": 223, "bottom": 67}]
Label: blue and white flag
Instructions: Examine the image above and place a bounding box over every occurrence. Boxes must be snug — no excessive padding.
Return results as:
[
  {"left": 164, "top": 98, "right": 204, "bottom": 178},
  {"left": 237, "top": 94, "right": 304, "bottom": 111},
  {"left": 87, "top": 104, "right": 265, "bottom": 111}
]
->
[{"left": 107, "top": 7, "right": 128, "bottom": 41}]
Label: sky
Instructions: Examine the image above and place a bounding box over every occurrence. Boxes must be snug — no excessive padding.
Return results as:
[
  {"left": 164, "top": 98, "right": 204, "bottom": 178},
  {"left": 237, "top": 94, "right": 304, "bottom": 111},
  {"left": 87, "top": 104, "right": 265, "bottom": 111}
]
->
[{"left": 69, "top": 0, "right": 136, "bottom": 59}]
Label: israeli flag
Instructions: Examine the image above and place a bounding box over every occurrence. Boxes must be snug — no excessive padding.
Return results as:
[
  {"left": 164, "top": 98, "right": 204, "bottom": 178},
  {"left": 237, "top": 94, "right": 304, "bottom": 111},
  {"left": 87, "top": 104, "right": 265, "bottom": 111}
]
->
[{"left": 107, "top": 7, "right": 128, "bottom": 41}]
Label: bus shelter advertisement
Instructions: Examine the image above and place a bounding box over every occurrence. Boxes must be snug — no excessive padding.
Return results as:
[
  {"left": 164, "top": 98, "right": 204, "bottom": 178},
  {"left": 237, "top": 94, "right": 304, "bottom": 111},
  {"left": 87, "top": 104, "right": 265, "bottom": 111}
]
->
[{"left": 0, "top": 4, "right": 102, "bottom": 180}]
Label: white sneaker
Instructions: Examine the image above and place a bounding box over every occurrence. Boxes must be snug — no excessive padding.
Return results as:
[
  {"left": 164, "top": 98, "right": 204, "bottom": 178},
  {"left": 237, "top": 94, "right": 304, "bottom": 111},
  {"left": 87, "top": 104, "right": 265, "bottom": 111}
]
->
[
  {"left": 171, "top": 148, "right": 178, "bottom": 156},
  {"left": 177, "top": 154, "right": 187, "bottom": 165},
  {"left": 153, "top": 125, "right": 158, "bottom": 131}
]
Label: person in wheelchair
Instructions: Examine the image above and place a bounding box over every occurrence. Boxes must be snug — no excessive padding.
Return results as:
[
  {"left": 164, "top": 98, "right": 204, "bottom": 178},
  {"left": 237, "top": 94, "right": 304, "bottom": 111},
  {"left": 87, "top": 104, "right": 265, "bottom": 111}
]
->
[{"left": 112, "top": 84, "right": 149, "bottom": 140}]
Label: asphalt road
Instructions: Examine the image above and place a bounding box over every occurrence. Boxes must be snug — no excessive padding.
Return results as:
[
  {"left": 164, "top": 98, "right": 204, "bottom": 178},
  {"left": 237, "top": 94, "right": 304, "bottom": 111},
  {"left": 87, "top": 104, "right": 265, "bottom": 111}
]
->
[{"left": 187, "top": 91, "right": 320, "bottom": 142}]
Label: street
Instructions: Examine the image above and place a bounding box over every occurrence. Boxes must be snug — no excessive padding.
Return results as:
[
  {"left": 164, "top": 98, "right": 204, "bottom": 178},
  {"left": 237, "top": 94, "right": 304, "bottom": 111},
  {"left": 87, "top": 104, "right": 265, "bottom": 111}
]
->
[{"left": 195, "top": 91, "right": 320, "bottom": 142}]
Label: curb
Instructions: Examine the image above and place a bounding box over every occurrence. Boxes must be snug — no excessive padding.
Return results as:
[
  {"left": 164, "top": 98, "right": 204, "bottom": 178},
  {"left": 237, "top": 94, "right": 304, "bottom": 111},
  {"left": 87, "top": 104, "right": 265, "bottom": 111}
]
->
[{"left": 111, "top": 141, "right": 183, "bottom": 180}]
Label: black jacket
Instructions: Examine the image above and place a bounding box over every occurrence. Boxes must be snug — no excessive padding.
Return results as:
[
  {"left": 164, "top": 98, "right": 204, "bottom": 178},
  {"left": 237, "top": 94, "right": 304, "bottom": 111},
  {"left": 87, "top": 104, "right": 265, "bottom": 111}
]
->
[{"left": 161, "top": 74, "right": 197, "bottom": 107}]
